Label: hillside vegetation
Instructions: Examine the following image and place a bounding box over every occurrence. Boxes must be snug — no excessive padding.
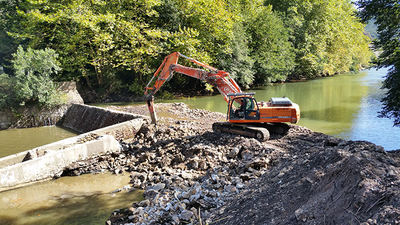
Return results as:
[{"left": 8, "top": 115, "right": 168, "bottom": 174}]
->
[{"left": 0, "top": 0, "right": 372, "bottom": 103}]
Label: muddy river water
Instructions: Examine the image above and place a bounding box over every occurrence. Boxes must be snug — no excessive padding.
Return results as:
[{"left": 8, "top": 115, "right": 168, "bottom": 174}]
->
[
  {"left": 0, "top": 173, "right": 142, "bottom": 225},
  {"left": 0, "top": 67, "right": 398, "bottom": 224}
]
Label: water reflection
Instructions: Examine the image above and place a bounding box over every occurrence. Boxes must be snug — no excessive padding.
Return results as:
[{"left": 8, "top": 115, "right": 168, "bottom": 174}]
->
[
  {"left": 339, "top": 68, "right": 400, "bottom": 150},
  {"left": 0, "top": 173, "right": 142, "bottom": 225}
]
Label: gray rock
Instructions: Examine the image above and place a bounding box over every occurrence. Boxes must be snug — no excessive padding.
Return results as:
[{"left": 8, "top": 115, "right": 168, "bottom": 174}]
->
[
  {"left": 228, "top": 147, "right": 240, "bottom": 158},
  {"left": 190, "top": 192, "right": 201, "bottom": 202},
  {"left": 147, "top": 183, "right": 166, "bottom": 191},
  {"left": 179, "top": 209, "right": 194, "bottom": 221},
  {"left": 295, "top": 208, "right": 307, "bottom": 222},
  {"left": 171, "top": 215, "right": 180, "bottom": 224},
  {"left": 144, "top": 189, "right": 159, "bottom": 199},
  {"left": 236, "top": 182, "right": 244, "bottom": 189},
  {"left": 241, "top": 150, "right": 254, "bottom": 160},
  {"left": 138, "top": 199, "right": 150, "bottom": 207},
  {"left": 181, "top": 171, "right": 193, "bottom": 179},
  {"left": 211, "top": 174, "right": 219, "bottom": 182}
]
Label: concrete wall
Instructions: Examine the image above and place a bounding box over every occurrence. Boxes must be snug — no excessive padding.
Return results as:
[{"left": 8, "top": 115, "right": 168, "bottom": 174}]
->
[
  {"left": 0, "top": 135, "right": 121, "bottom": 191},
  {"left": 0, "top": 117, "right": 144, "bottom": 191},
  {"left": 59, "top": 104, "right": 141, "bottom": 133},
  {"left": 0, "top": 103, "right": 147, "bottom": 191}
]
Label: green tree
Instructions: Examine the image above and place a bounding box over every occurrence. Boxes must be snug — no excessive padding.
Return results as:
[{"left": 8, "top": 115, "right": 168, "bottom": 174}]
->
[
  {"left": 218, "top": 0, "right": 295, "bottom": 87},
  {"left": 151, "top": 0, "right": 238, "bottom": 93},
  {"left": 167, "top": 0, "right": 236, "bottom": 62},
  {"left": 266, "top": 0, "right": 372, "bottom": 79},
  {"left": 0, "top": 73, "right": 13, "bottom": 108},
  {"left": 245, "top": 4, "right": 295, "bottom": 84},
  {"left": 219, "top": 22, "right": 255, "bottom": 89},
  {"left": 11, "top": 0, "right": 213, "bottom": 98},
  {"left": 0, "top": 0, "right": 25, "bottom": 72},
  {"left": 0, "top": 46, "right": 62, "bottom": 109},
  {"left": 3, "top": 0, "right": 374, "bottom": 101},
  {"left": 11, "top": 0, "right": 168, "bottom": 97},
  {"left": 358, "top": 0, "right": 400, "bottom": 126}
]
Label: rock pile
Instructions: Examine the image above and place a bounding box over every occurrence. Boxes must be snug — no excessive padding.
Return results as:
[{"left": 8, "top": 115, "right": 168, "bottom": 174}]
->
[
  {"left": 62, "top": 103, "right": 400, "bottom": 225},
  {"left": 65, "top": 118, "right": 278, "bottom": 224}
]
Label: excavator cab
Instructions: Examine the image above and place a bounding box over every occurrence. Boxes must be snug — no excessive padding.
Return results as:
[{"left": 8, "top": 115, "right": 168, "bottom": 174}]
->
[{"left": 228, "top": 93, "right": 260, "bottom": 121}]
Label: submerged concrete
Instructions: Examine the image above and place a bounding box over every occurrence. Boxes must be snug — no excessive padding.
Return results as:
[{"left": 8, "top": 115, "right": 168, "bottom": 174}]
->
[
  {"left": 0, "top": 104, "right": 146, "bottom": 191},
  {"left": 0, "top": 135, "right": 120, "bottom": 191}
]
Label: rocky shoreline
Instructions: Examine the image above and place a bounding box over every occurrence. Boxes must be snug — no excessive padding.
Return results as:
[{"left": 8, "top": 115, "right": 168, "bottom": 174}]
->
[{"left": 63, "top": 103, "right": 400, "bottom": 225}]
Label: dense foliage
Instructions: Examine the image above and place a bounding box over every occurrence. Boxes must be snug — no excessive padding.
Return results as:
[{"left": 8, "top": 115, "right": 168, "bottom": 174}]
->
[
  {"left": 358, "top": 0, "right": 400, "bottom": 126},
  {"left": 0, "top": 46, "right": 61, "bottom": 109},
  {"left": 0, "top": 0, "right": 21, "bottom": 72},
  {"left": 266, "top": 0, "right": 372, "bottom": 79},
  {"left": 1, "top": 0, "right": 372, "bottom": 103}
]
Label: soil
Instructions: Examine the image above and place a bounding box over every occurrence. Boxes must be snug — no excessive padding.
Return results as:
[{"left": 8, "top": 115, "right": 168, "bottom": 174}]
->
[
  {"left": 64, "top": 103, "right": 400, "bottom": 225},
  {"left": 212, "top": 131, "right": 400, "bottom": 225}
]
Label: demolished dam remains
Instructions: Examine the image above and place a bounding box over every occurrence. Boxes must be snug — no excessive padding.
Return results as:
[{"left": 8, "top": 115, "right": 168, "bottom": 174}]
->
[{"left": 0, "top": 104, "right": 146, "bottom": 191}]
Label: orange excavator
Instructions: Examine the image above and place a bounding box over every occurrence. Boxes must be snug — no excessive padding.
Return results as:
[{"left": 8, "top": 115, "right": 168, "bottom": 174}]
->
[{"left": 144, "top": 52, "right": 300, "bottom": 141}]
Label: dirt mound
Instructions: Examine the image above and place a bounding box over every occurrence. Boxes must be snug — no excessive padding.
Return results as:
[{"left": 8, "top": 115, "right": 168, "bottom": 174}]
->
[{"left": 212, "top": 130, "right": 400, "bottom": 225}]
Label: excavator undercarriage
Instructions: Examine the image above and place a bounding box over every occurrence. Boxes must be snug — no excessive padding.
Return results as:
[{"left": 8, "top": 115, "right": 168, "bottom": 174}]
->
[{"left": 212, "top": 122, "right": 290, "bottom": 141}]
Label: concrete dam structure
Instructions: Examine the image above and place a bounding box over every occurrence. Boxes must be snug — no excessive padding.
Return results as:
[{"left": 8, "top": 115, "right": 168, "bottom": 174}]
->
[{"left": 0, "top": 104, "right": 146, "bottom": 191}]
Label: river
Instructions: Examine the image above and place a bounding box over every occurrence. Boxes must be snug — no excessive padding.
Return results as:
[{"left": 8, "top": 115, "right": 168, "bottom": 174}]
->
[
  {"left": 161, "top": 68, "right": 399, "bottom": 150},
  {"left": 0, "top": 68, "right": 397, "bottom": 154}
]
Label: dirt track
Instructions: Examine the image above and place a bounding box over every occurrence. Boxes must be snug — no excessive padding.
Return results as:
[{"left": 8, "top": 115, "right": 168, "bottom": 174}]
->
[{"left": 66, "top": 103, "right": 400, "bottom": 224}]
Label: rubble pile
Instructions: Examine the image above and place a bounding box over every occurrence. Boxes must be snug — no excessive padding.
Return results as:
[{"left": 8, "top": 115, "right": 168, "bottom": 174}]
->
[{"left": 62, "top": 103, "right": 400, "bottom": 225}]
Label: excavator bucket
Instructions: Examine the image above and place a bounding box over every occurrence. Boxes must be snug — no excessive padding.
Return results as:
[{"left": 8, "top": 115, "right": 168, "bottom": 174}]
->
[{"left": 146, "top": 96, "right": 157, "bottom": 124}]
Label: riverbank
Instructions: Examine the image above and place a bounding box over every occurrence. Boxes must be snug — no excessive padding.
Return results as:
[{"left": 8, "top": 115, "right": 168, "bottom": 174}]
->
[{"left": 60, "top": 103, "right": 400, "bottom": 224}]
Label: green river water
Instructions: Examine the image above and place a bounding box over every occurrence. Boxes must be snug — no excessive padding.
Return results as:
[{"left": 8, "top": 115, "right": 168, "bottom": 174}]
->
[
  {"left": 0, "top": 126, "right": 76, "bottom": 158},
  {"left": 161, "top": 67, "right": 399, "bottom": 150},
  {"left": 0, "top": 67, "right": 398, "bottom": 225}
]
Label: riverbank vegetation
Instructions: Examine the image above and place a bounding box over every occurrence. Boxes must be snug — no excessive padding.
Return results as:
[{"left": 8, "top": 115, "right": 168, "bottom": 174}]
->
[
  {"left": 358, "top": 0, "right": 400, "bottom": 126},
  {"left": 0, "top": 0, "right": 372, "bottom": 104}
]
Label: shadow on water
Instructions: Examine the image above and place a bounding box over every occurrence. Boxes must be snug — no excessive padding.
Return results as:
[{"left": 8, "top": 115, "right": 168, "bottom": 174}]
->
[
  {"left": 1, "top": 193, "right": 108, "bottom": 225},
  {"left": 0, "top": 216, "right": 17, "bottom": 225},
  {"left": 22, "top": 192, "right": 140, "bottom": 225}
]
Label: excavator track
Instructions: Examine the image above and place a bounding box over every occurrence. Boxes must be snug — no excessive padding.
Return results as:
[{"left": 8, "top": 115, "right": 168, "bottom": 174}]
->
[{"left": 212, "top": 122, "right": 270, "bottom": 141}]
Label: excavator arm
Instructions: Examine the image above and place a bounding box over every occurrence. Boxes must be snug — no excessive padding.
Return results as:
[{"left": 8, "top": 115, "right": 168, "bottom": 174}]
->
[{"left": 144, "top": 52, "right": 242, "bottom": 123}]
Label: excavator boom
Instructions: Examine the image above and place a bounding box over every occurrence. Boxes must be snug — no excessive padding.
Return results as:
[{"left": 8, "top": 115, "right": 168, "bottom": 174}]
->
[{"left": 145, "top": 52, "right": 241, "bottom": 123}]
